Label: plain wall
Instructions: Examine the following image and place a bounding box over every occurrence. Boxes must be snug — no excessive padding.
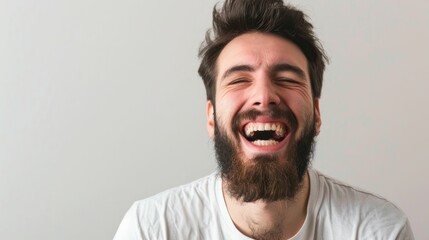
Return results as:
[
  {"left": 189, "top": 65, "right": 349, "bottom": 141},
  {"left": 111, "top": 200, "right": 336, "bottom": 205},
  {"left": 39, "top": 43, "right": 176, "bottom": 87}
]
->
[{"left": 1, "top": 0, "right": 427, "bottom": 239}]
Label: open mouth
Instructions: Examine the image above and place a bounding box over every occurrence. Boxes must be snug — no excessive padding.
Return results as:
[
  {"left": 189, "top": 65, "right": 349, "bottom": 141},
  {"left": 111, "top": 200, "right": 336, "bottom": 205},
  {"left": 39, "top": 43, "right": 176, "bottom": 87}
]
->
[{"left": 242, "top": 122, "right": 287, "bottom": 146}]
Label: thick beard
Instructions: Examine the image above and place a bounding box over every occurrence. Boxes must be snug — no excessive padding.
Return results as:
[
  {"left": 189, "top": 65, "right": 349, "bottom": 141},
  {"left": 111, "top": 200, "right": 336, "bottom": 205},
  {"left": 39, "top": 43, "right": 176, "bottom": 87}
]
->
[{"left": 214, "top": 107, "right": 317, "bottom": 202}]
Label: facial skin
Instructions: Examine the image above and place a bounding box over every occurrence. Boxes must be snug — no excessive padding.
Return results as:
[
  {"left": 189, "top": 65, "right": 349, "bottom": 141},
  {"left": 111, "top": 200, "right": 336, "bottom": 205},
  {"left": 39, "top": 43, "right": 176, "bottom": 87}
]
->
[{"left": 206, "top": 32, "right": 321, "bottom": 202}]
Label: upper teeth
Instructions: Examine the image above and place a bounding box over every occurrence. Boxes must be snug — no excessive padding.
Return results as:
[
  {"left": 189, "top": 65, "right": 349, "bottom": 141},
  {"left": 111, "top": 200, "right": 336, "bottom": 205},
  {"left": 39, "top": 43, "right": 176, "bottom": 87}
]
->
[{"left": 244, "top": 122, "right": 285, "bottom": 137}]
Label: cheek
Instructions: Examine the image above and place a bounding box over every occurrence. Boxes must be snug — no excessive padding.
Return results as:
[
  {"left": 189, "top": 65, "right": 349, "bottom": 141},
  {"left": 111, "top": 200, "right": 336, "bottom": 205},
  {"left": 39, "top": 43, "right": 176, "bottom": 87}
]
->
[
  {"left": 215, "top": 93, "right": 245, "bottom": 125},
  {"left": 215, "top": 107, "right": 235, "bottom": 131},
  {"left": 284, "top": 94, "right": 314, "bottom": 128}
]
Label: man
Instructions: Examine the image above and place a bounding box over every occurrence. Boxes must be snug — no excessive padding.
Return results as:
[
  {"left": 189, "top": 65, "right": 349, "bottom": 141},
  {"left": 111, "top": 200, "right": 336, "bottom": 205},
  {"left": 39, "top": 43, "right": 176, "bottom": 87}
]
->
[{"left": 114, "top": 0, "right": 414, "bottom": 239}]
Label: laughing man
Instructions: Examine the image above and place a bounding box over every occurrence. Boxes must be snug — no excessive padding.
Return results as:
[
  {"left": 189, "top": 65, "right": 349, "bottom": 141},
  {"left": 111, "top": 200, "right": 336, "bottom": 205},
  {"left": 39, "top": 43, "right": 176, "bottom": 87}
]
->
[{"left": 114, "top": 0, "right": 414, "bottom": 239}]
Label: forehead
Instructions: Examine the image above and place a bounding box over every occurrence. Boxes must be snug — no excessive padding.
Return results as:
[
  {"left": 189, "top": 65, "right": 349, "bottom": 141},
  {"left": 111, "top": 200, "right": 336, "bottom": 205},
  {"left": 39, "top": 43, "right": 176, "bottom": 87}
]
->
[{"left": 216, "top": 32, "right": 309, "bottom": 81}]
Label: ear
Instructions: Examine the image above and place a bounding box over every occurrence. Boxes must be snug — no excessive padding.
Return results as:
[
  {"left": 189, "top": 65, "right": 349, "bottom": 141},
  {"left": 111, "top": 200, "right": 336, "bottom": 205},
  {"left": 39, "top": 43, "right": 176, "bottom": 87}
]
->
[
  {"left": 206, "top": 100, "right": 215, "bottom": 139},
  {"left": 314, "top": 98, "right": 322, "bottom": 136}
]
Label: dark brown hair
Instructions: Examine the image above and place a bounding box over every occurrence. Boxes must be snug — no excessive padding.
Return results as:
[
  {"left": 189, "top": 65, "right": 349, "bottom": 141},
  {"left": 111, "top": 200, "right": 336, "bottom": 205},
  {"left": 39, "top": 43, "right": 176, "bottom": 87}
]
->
[{"left": 198, "top": 0, "right": 328, "bottom": 103}]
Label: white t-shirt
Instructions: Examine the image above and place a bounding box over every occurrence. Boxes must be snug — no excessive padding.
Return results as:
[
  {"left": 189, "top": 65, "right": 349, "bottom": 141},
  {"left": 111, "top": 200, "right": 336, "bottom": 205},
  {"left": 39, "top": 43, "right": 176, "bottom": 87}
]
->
[{"left": 113, "top": 168, "right": 414, "bottom": 239}]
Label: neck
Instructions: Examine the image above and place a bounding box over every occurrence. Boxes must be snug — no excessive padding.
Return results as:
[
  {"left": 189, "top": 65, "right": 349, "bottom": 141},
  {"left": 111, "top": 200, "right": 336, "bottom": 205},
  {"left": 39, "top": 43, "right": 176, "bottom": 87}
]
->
[{"left": 222, "top": 171, "right": 310, "bottom": 240}]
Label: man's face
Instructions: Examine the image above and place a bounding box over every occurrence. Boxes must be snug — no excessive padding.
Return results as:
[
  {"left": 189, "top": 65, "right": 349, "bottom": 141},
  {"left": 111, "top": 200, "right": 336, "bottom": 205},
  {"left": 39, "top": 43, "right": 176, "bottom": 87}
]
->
[{"left": 206, "top": 32, "right": 321, "bottom": 202}]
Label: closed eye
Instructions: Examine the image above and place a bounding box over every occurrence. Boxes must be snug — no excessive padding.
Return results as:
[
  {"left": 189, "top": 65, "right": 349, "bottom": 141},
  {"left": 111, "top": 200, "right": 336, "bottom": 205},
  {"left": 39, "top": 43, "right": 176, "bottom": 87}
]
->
[
  {"left": 228, "top": 78, "right": 250, "bottom": 85},
  {"left": 275, "top": 78, "right": 301, "bottom": 85}
]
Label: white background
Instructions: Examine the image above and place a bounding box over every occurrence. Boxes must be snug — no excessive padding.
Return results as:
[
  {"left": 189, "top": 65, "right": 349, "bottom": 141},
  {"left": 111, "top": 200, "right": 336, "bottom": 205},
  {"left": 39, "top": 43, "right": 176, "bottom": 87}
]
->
[{"left": 1, "top": 0, "right": 428, "bottom": 239}]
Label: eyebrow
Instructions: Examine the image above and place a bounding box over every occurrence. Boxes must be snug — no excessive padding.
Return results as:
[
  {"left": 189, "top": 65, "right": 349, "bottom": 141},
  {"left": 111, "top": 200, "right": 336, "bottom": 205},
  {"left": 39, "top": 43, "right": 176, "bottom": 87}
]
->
[
  {"left": 220, "top": 63, "right": 306, "bottom": 81},
  {"left": 221, "top": 65, "right": 255, "bottom": 81},
  {"left": 270, "top": 63, "right": 306, "bottom": 79}
]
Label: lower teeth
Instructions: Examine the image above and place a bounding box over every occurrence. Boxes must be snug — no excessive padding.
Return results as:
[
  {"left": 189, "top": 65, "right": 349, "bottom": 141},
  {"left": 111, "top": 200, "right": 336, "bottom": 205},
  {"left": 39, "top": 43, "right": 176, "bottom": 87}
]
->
[{"left": 253, "top": 140, "right": 278, "bottom": 146}]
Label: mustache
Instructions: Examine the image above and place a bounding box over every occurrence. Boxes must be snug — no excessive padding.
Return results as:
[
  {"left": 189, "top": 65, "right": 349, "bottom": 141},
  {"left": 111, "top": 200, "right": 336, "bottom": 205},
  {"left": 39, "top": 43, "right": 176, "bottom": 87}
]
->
[{"left": 232, "top": 106, "right": 298, "bottom": 134}]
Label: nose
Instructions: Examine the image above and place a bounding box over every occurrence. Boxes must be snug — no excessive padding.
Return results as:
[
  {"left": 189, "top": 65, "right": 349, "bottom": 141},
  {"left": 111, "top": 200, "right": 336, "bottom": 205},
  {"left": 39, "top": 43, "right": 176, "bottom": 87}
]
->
[{"left": 249, "top": 78, "right": 280, "bottom": 108}]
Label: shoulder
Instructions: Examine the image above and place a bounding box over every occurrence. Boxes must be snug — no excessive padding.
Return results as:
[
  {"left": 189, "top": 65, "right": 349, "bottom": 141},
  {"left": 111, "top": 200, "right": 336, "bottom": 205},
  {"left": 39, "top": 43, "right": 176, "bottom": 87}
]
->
[
  {"left": 309, "top": 169, "right": 414, "bottom": 239},
  {"left": 114, "top": 172, "right": 221, "bottom": 239},
  {"left": 311, "top": 169, "right": 399, "bottom": 211},
  {"left": 135, "top": 172, "right": 219, "bottom": 219}
]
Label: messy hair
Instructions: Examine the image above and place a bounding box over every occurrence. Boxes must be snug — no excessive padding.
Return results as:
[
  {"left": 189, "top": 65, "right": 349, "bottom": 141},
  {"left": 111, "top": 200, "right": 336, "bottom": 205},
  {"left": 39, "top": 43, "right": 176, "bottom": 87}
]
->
[{"left": 198, "top": 0, "right": 328, "bottom": 103}]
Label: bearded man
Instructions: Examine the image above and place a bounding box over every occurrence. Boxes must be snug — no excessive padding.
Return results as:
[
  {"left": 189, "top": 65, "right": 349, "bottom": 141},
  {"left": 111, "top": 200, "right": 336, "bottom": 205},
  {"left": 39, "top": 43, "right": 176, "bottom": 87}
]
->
[{"left": 114, "top": 0, "right": 414, "bottom": 239}]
